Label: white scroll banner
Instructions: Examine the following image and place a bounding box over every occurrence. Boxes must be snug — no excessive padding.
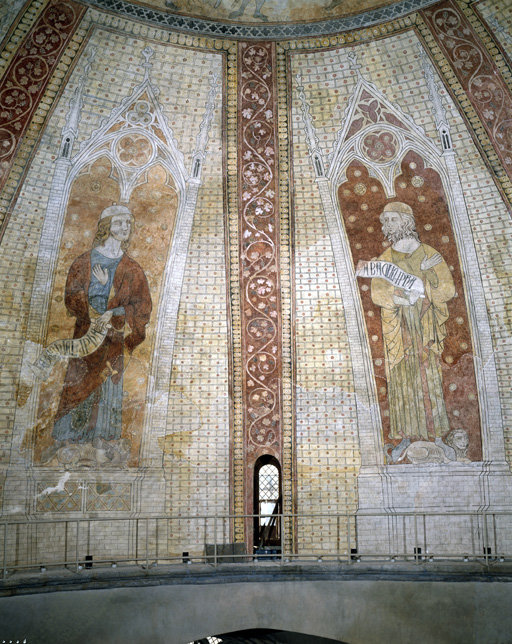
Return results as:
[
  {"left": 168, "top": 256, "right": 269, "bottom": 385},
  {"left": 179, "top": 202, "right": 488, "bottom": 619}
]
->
[
  {"left": 17, "top": 323, "right": 110, "bottom": 407},
  {"left": 355, "top": 260, "right": 425, "bottom": 304},
  {"left": 30, "top": 324, "right": 109, "bottom": 381}
]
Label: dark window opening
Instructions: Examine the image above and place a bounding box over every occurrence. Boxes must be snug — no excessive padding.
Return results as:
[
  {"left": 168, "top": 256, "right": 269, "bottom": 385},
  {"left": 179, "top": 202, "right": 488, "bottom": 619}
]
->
[
  {"left": 253, "top": 455, "right": 281, "bottom": 551},
  {"left": 441, "top": 129, "right": 452, "bottom": 151}
]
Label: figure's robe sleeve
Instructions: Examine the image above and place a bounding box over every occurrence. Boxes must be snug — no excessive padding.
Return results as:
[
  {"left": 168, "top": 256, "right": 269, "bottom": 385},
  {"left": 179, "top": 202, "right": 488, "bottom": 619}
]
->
[
  {"left": 107, "top": 254, "right": 152, "bottom": 355},
  {"left": 370, "top": 249, "right": 405, "bottom": 370},
  {"left": 420, "top": 244, "right": 455, "bottom": 354},
  {"left": 65, "top": 253, "right": 91, "bottom": 339},
  {"left": 120, "top": 260, "right": 152, "bottom": 353}
]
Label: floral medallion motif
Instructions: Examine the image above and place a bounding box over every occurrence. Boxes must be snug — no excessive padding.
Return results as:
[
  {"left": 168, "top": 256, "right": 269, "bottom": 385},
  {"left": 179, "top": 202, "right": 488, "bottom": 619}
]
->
[
  {"left": 0, "top": 1, "right": 85, "bottom": 193},
  {"left": 238, "top": 42, "right": 282, "bottom": 460},
  {"left": 126, "top": 100, "right": 154, "bottom": 126},
  {"left": 423, "top": 1, "right": 512, "bottom": 178},
  {"left": 361, "top": 130, "right": 398, "bottom": 163},
  {"left": 116, "top": 133, "right": 153, "bottom": 167}
]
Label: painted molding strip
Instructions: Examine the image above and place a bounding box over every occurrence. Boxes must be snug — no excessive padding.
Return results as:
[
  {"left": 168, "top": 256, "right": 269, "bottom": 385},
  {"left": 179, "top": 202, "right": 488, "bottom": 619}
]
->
[
  {"left": 82, "top": 0, "right": 440, "bottom": 40},
  {"left": 422, "top": 0, "right": 512, "bottom": 184},
  {"left": 0, "top": 1, "right": 85, "bottom": 199}
]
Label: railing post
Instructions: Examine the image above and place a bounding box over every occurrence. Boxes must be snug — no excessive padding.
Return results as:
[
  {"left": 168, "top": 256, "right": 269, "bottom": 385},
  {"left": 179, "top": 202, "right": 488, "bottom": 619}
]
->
[
  {"left": 281, "top": 513, "right": 284, "bottom": 564},
  {"left": 136, "top": 518, "right": 139, "bottom": 566},
  {"left": 336, "top": 515, "right": 340, "bottom": 562},
  {"left": 75, "top": 520, "right": 80, "bottom": 572},
  {"left": 214, "top": 516, "right": 217, "bottom": 567},
  {"left": 64, "top": 521, "right": 68, "bottom": 569},
  {"left": 423, "top": 514, "right": 427, "bottom": 561},
  {"left": 155, "top": 518, "right": 159, "bottom": 565},
  {"left": 204, "top": 517, "right": 207, "bottom": 564},
  {"left": 402, "top": 515, "right": 406, "bottom": 561},
  {"left": 493, "top": 513, "right": 498, "bottom": 558},
  {"left": 2, "top": 523, "right": 7, "bottom": 578},
  {"left": 470, "top": 513, "right": 475, "bottom": 561},
  {"left": 484, "top": 512, "right": 490, "bottom": 569},
  {"left": 414, "top": 514, "right": 419, "bottom": 565},
  {"left": 347, "top": 514, "right": 351, "bottom": 564},
  {"left": 145, "top": 518, "right": 149, "bottom": 570}
]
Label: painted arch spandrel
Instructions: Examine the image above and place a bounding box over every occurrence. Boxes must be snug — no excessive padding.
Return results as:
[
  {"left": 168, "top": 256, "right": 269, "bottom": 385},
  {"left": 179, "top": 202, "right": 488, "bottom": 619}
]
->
[
  {"left": 339, "top": 151, "right": 482, "bottom": 463},
  {"left": 29, "top": 158, "right": 178, "bottom": 468}
]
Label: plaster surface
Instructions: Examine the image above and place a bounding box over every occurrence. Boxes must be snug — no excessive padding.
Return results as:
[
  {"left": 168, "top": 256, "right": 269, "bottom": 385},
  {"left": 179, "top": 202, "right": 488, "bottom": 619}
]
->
[{"left": 1, "top": 576, "right": 512, "bottom": 643}]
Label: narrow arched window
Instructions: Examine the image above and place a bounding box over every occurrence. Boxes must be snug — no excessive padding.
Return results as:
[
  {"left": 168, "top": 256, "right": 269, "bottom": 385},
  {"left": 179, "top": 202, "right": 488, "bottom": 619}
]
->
[{"left": 254, "top": 456, "right": 281, "bottom": 550}]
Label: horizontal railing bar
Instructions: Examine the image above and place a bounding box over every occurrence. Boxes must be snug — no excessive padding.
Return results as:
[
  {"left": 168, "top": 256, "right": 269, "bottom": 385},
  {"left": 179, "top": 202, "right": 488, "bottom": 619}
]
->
[
  {"left": 1, "top": 510, "right": 510, "bottom": 578},
  {"left": 0, "top": 510, "right": 509, "bottom": 527},
  {"left": 3, "top": 552, "right": 505, "bottom": 572}
]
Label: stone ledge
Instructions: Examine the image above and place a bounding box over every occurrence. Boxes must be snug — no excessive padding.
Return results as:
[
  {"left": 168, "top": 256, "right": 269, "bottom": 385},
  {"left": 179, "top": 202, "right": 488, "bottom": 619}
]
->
[{"left": 2, "top": 559, "right": 512, "bottom": 598}]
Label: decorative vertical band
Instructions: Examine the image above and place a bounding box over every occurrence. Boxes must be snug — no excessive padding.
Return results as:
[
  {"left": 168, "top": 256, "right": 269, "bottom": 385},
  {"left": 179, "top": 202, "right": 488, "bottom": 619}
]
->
[
  {"left": 422, "top": 0, "right": 512, "bottom": 185},
  {"left": 0, "top": 0, "right": 86, "bottom": 236},
  {"left": 237, "top": 42, "right": 283, "bottom": 527}
]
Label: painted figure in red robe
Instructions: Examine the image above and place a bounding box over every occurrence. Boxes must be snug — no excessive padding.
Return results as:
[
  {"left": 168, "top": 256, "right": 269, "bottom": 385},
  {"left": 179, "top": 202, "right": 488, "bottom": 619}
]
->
[{"left": 51, "top": 204, "right": 152, "bottom": 446}]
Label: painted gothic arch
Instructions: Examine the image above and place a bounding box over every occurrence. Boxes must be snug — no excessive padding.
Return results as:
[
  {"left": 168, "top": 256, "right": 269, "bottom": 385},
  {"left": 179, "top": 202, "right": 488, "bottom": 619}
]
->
[
  {"left": 12, "top": 44, "right": 219, "bottom": 476},
  {"left": 297, "top": 47, "right": 506, "bottom": 519}
]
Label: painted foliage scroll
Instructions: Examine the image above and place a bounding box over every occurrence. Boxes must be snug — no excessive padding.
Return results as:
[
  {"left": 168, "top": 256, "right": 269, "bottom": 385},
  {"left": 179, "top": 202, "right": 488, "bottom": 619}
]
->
[
  {"left": 422, "top": 1, "right": 512, "bottom": 186},
  {"left": 0, "top": 1, "right": 85, "bottom": 218},
  {"left": 238, "top": 41, "right": 283, "bottom": 518}
]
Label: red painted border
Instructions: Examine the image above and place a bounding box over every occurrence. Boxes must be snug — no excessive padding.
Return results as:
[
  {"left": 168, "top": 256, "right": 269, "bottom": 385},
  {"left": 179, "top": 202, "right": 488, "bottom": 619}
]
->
[
  {"left": 0, "top": 1, "right": 85, "bottom": 196},
  {"left": 237, "top": 41, "right": 283, "bottom": 530},
  {"left": 422, "top": 0, "right": 512, "bottom": 183}
]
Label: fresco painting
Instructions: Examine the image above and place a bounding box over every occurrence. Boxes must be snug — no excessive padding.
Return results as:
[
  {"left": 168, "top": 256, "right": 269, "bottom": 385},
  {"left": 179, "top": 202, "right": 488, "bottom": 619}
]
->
[
  {"left": 0, "top": 0, "right": 510, "bottom": 574},
  {"left": 29, "top": 158, "right": 178, "bottom": 468},
  {"left": 340, "top": 152, "right": 483, "bottom": 463},
  {"left": 155, "top": 0, "right": 398, "bottom": 23}
]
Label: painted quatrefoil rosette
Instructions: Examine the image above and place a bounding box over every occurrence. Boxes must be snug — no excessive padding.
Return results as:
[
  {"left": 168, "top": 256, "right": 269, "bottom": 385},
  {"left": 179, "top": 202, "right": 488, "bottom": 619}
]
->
[
  {"left": 115, "top": 133, "right": 154, "bottom": 167},
  {"left": 361, "top": 130, "right": 398, "bottom": 163}
]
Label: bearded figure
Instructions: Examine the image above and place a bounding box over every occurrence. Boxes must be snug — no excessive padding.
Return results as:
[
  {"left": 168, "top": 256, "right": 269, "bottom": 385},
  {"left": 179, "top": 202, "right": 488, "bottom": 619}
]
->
[
  {"left": 370, "top": 202, "right": 455, "bottom": 458},
  {"left": 51, "top": 204, "right": 152, "bottom": 447}
]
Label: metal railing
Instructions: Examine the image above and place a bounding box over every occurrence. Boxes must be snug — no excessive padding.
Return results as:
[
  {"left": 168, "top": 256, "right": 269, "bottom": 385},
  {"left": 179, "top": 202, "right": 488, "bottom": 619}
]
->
[{"left": 1, "top": 510, "right": 511, "bottom": 578}]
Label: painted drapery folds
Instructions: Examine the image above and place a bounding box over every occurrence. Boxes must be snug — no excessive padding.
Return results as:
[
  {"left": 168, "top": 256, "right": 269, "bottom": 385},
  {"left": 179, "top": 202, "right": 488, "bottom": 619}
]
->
[
  {"left": 30, "top": 159, "right": 177, "bottom": 467},
  {"left": 51, "top": 205, "right": 152, "bottom": 447},
  {"left": 343, "top": 153, "right": 482, "bottom": 463}
]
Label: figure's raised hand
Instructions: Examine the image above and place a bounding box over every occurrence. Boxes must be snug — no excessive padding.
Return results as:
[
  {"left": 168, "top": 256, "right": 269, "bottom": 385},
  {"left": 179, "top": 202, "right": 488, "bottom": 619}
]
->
[
  {"left": 92, "top": 264, "right": 109, "bottom": 286},
  {"left": 420, "top": 253, "right": 442, "bottom": 272}
]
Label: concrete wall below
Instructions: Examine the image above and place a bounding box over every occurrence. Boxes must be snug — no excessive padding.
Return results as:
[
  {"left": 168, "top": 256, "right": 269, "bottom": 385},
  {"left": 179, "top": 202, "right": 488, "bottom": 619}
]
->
[{"left": 1, "top": 576, "right": 512, "bottom": 644}]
